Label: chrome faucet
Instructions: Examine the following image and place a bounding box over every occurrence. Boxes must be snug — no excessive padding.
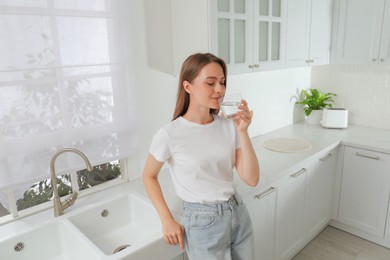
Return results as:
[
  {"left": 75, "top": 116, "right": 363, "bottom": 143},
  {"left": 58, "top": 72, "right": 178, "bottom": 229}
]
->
[{"left": 50, "top": 148, "right": 93, "bottom": 217}]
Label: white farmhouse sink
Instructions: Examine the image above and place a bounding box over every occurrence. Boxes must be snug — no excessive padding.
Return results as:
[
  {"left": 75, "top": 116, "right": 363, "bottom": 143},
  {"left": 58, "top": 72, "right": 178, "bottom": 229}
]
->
[
  {"left": 68, "top": 192, "right": 162, "bottom": 256},
  {"left": 0, "top": 221, "right": 99, "bottom": 260}
]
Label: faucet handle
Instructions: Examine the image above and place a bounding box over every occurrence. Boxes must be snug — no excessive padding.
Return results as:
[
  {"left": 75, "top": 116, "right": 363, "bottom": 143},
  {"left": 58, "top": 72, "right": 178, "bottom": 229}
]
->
[{"left": 62, "top": 191, "right": 79, "bottom": 211}]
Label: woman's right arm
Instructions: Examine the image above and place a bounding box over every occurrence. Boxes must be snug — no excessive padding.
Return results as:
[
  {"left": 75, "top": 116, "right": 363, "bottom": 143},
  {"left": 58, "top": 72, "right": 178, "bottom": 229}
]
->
[{"left": 142, "top": 153, "right": 184, "bottom": 251}]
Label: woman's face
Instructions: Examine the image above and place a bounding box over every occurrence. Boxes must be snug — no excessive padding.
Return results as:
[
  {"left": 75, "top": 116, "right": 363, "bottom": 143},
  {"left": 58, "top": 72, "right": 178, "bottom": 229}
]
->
[{"left": 185, "top": 62, "right": 226, "bottom": 110}]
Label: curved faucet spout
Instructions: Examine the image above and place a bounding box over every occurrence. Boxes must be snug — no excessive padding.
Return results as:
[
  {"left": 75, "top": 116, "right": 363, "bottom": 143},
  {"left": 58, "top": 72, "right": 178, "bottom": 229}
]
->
[{"left": 50, "top": 148, "right": 93, "bottom": 217}]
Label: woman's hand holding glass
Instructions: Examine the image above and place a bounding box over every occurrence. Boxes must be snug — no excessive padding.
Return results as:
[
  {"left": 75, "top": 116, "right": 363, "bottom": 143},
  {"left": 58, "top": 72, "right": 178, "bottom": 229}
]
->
[
  {"left": 232, "top": 99, "right": 253, "bottom": 132},
  {"left": 220, "top": 93, "right": 253, "bottom": 131}
]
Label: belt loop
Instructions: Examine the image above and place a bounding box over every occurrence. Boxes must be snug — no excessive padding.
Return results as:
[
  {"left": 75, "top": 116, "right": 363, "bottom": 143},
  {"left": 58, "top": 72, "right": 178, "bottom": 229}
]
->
[
  {"left": 218, "top": 204, "right": 222, "bottom": 216},
  {"left": 234, "top": 194, "right": 240, "bottom": 206}
]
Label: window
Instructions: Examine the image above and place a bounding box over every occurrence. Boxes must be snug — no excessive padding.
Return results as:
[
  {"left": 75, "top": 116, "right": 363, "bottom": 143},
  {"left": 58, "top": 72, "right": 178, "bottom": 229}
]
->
[
  {"left": 0, "top": 159, "right": 127, "bottom": 221},
  {"left": 0, "top": 1, "right": 137, "bottom": 222}
]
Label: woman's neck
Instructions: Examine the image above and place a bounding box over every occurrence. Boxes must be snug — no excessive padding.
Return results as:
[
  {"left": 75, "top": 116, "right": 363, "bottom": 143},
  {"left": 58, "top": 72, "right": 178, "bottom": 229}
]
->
[{"left": 182, "top": 111, "right": 214, "bottom": 125}]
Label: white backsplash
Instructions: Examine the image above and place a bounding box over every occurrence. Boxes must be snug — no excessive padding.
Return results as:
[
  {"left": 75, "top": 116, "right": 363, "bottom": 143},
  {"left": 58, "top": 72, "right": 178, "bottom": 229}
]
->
[
  {"left": 311, "top": 65, "right": 390, "bottom": 130},
  {"left": 228, "top": 67, "right": 311, "bottom": 137}
]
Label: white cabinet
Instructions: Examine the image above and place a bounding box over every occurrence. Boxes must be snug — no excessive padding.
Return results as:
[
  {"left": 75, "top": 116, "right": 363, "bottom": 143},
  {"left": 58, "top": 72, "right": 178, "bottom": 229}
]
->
[
  {"left": 338, "top": 146, "right": 390, "bottom": 238},
  {"left": 209, "top": 0, "right": 286, "bottom": 74},
  {"left": 145, "top": 0, "right": 209, "bottom": 75},
  {"left": 246, "top": 186, "right": 277, "bottom": 260},
  {"left": 274, "top": 149, "right": 338, "bottom": 260},
  {"left": 147, "top": 0, "right": 338, "bottom": 75},
  {"left": 285, "top": 0, "right": 332, "bottom": 67},
  {"left": 332, "top": 0, "right": 390, "bottom": 65},
  {"left": 379, "top": 2, "right": 390, "bottom": 64},
  {"left": 275, "top": 166, "right": 307, "bottom": 260},
  {"left": 306, "top": 148, "right": 338, "bottom": 239}
]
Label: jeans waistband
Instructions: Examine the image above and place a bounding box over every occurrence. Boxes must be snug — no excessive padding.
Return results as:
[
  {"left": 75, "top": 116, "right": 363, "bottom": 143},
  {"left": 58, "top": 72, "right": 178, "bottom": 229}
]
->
[{"left": 183, "top": 193, "right": 242, "bottom": 213}]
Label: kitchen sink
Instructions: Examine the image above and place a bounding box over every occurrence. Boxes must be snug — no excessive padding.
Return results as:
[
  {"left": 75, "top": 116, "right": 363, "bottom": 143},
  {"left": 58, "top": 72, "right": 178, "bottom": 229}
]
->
[
  {"left": 0, "top": 221, "right": 99, "bottom": 260},
  {"left": 67, "top": 192, "right": 161, "bottom": 256}
]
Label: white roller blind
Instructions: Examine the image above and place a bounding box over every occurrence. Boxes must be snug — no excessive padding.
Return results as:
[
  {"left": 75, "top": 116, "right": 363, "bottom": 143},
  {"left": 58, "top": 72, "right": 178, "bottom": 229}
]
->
[{"left": 0, "top": 0, "right": 137, "bottom": 190}]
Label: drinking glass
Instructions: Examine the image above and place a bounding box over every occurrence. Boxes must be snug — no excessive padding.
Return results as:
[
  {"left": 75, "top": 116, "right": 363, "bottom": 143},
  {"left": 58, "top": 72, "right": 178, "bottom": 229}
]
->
[{"left": 220, "top": 93, "right": 242, "bottom": 119}]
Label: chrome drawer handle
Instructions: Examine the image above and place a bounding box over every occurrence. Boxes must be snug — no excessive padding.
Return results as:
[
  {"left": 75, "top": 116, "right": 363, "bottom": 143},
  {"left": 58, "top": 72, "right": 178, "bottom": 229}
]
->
[
  {"left": 319, "top": 153, "right": 332, "bottom": 162},
  {"left": 354, "top": 152, "right": 380, "bottom": 160},
  {"left": 290, "top": 168, "right": 307, "bottom": 178},
  {"left": 254, "top": 187, "right": 276, "bottom": 199}
]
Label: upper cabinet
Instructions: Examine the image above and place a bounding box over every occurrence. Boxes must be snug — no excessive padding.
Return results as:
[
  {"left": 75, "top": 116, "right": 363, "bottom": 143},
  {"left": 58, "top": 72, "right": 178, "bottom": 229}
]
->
[
  {"left": 285, "top": 0, "right": 332, "bottom": 67},
  {"left": 144, "top": 0, "right": 209, "bottom": 76},
  {"left": 332, "top": 0, "right": 390, "bottom": 65},
  {"left": 144, "top": 0, "right": 333, "bottom": 76},
  {"left": 380, "top": 2, "right": 390, "bottom": 64},
  {"left": 209, "top": 0, "right": 287, "bottom": 74}
]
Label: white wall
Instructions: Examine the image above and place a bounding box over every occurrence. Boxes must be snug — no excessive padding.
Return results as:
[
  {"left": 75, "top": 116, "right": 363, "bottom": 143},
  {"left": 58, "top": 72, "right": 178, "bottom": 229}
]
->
[
  {"left": 127, "top": 0, "right": 177, "bottom": 177},
  {"left": 128, "top": 0, "right": 311, "bottom": 178},
  {"left": 227, "top": 68, "right": 310, "bottom": 137},
  {"left": 311, "top": 65, "right": 390, "bottom": 130}
]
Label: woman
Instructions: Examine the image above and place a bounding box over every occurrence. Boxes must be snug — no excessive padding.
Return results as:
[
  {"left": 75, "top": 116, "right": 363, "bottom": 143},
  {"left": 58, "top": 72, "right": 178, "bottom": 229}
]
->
[{"left": 143, "top": 53, "right": 259, "bottom": 259}]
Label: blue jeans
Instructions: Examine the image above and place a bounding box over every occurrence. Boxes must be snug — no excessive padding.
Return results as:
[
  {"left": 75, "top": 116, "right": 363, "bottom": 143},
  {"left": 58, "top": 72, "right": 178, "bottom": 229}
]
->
[{"left": 182, "top": 194, "right": 254, "bottom": 260}]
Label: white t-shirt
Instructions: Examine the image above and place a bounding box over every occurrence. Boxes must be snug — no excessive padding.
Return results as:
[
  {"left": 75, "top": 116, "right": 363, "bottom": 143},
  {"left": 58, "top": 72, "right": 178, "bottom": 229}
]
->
[{"left": 149, "top": 115, "right": 240, "bottom": 203}]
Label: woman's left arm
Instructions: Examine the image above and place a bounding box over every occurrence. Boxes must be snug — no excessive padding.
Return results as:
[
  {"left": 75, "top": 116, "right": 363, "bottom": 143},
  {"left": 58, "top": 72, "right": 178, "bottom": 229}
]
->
[{"left": 234, "top": 99, "right": 260, "bottom": 187}]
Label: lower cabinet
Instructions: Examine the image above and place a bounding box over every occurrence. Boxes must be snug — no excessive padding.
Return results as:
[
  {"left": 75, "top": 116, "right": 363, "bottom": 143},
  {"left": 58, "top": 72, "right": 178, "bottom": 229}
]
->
[
  {"left": 338, "top": 146, "right": 390, "bottom": 238},
  {"left": 275, "top": 166, "right": 308, "bottom": 260},
  {"left": 246, "top": 186, "right": 277, "bottom": 260},
  {"left": 274, "top": 147, "right": 338, "bottom": 260},
  {"left": 306, "top": 148, "right": 338, "bottom": 239}
]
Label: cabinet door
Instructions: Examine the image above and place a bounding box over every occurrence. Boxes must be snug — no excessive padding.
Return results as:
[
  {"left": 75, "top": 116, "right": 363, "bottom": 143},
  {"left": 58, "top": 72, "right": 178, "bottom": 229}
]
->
[
  {"left": 338, "top": 146, "right": 390, "bottom": 238},
  {"left": 246, "top": 186, "right": 277, "bottom": 260},
  {"left": 209, "top": 0, "right": 253, "bottom": 74},
  {"left": 252, "top": 0, "right": 286, "bottom": 71},
  {"left": 379, "top": 0, "right": 390, "bottom": 65},
  {"left": 285, "top": 0, "right": 331, "bottom": 67},
  {"left": 308, "top": 0, "right": 332, "bottom": 66},
  {"left": 285, "top": 0, "right": 311, "bottom": 67},
  {"left": 306, "top": 148, "right": 338, "bottom": 239},
  {"left": 334, "top": 0, "right": 386, "bottom": 64},
  {"left": 209, "top": 0, "right": 286, "bottom": 73},
  {"left": 275, "top": 167, "right": 307, "bottom": 260}
]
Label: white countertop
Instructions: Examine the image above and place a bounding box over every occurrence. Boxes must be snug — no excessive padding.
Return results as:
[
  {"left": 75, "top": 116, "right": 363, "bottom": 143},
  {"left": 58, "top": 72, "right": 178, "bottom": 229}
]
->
[{"left": 235, "top": 122, "right": 390, "bottom": 198}]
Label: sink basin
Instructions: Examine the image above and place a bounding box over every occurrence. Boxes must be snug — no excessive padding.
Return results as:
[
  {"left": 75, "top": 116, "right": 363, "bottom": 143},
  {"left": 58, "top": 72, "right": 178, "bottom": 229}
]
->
[
  {"left": 0, "top": 221, "right": 99, "bottom": 260},
  {"left": 68, "top": 192, "right": 161, "bottom": 256}
]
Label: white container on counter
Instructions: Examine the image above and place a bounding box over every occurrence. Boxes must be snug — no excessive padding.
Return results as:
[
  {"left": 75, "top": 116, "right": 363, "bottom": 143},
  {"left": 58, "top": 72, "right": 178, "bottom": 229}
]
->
[{"left": 321, "top": 108, "right": 348, "bottom": 129}]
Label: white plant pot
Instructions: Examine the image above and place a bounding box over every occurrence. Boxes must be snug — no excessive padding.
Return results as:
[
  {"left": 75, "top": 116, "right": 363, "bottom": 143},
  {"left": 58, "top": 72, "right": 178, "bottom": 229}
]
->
[{"left": 306, "top": 110, "right": 323, "bottom": 125}]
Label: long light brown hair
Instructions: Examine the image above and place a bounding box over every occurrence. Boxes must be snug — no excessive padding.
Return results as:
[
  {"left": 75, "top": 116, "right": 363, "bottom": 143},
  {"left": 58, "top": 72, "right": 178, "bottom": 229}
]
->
[{"left": 172, "top": 53, "right": 227, "bottom": 120}]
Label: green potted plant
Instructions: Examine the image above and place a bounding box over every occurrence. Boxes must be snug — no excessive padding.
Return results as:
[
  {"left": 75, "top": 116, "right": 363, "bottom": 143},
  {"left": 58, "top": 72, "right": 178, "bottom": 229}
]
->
[{"left": 296, "top": 88, "right": 336, "bottom": 125}]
